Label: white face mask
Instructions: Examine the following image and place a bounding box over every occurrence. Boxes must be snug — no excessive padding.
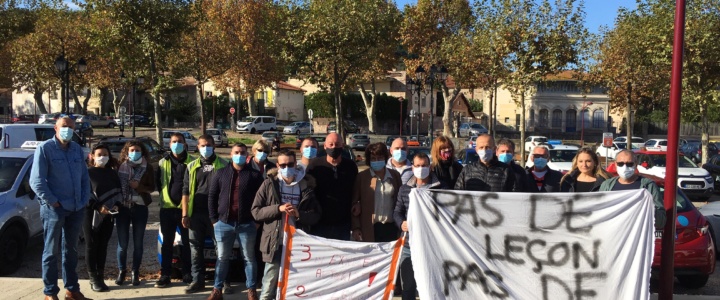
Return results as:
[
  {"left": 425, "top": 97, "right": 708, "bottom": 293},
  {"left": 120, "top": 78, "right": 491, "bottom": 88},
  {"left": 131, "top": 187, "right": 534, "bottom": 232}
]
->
[
  {"left": 95, "top": 156, "right": 109, "bottom": 167},
  {"left": 478, "top": 149, "right": 494, "bottom": 162},
  {"left": 617, "top": 165, "right": 635, "bottom": 180},
  {"left": 413, "top": 166, "right": 430, "bottom": 180}
]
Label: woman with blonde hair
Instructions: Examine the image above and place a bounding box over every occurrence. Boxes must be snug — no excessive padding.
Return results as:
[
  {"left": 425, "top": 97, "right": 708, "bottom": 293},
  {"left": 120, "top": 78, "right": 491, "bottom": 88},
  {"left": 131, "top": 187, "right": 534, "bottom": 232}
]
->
[
  {"left": 249, "top": 139, "right": 276, "bottom": 178},
  {"left": 430, "top": 136, "right": 463, "bottom": 188},
  {"left": 560, "top": 148, "right": 611, "bottom": 192}
]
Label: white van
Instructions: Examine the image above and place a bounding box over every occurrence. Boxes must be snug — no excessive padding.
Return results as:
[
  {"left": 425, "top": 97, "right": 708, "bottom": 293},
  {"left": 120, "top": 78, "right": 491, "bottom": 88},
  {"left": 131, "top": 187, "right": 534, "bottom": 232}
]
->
[
  {"left": 0, "top": 124, "right": 87, "bottom": 149},
  {"left": 236, "top": 116, "right": 277, "bottom": 134}
]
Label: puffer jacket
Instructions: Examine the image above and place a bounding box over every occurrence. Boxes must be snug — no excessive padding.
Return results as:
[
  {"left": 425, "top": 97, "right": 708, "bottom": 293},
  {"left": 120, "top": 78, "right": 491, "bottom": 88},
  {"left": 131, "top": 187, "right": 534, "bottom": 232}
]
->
[
  {"left": 251, "top": 167, "right": 321, "bottom": 262},
  {"left": 454, "top": 157, "right": 516, "bottom": 192}
]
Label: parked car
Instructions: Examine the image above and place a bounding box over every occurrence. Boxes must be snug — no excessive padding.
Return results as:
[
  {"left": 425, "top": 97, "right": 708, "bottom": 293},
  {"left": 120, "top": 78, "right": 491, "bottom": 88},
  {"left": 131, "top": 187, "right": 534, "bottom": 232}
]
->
[
  {"left": 77, "top": 114, "right": 116, "bottom": 128},
  {"left": 261, "top": 131, "right": 283, "bottom": 151},
  {"left": 74, "top": 121, "right": 94, "bottom": 138},
  {"left": 644, "top": 139, "right": 669, "bottom": 151},
  {"left": 0, "top": 147, "right": 42, "bottom": 274},
  {"left": 96, "top": 136, "right": 166, "bottom": 171},
  {"left": 407, "top": 136, "right": 428, "bottom": 147},
  {"left": 0, "top": 124, "right": 88, "bottom": 151},
  {"left": 205, "top": 129, "right": 229, "bottom": 147},
  {"left": 310, "top": 135, "right": 327, "bottom": 148},
  {"left": 327, "top": 120, "right": 359, "bottom": 134},
  {"left": 699, "top": 200, "right": 720, "bottom": 257},
  {"left": 457, "top": 148, "right": 479, "bottom": 167},
  {"left": 701, "top": 154, "right": 720, "bottom": 191},
  {"left": 283, "top": 121, "right": 313, "bottom": 135},
  {"left": 37, "top": 113, "right": 61, "bottom": 124},
  {"left": 465, "top": 135, "right": 479, "bottom": 149},
  {"left": 162, "top": 131, "right": 199, "bottom": 152},
  {"left": 11, "top": 115, "right": 39, "bottom": 124},
  {"left": 614, "top": 136, "right": 645, "bottom": 149},
  {"left": 347, "top": 134, "right": 370, "bottom": 150},
  {"left": 525, "top": 145, "right": 579, "bottom": 173},
  {"left": 384, "top": 136, "right": 408, "bottom": 149},
  {"left": 595, "top": 142, "right": 641, "bottom": 159},
  {"left": 653, "top": 188, "right": 715, "bottom": 289},
  {"left": 524, "top": 136, "right": 548, "bottom": 152},
  {"left": 680, "top": 140, "right": 720, "bottom": 163},
  {"left": 458, "top": 123, "right": 488, "bottom": 137},
  {"left": 635, "top": 150, "right": 714, "bottom": 200},
  {"left": 236, "top": 116, "right": 277, "bottom": 134}
]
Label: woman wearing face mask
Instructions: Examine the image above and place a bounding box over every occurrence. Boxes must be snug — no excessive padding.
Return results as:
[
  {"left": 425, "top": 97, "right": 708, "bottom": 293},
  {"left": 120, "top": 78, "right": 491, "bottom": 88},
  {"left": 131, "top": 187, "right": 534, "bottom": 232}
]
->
[
  {"left": 560, "top": 149, "right": 611, "bottom": 192},
  {"left": 351, "top": 143, "right": 402, "bottom": 242},
  {"left": 430, "top": 136, "right": 463, "bottom": 188},
  {"left": 83, "top": 144, "right": 122, "bottom": 292},
  {"left": 115, "top": 140, "right": 156, "bottom": 286},
  {"left": 299, "top": 137, "right": 319, "bottom": 168},
  {"left": 249, "top": 140, "right": 277, "bottom": 178}
]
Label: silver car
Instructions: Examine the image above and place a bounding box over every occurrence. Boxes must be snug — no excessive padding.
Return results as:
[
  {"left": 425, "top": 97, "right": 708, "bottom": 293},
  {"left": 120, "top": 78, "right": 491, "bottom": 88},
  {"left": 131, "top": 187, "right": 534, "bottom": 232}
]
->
[
  {"left": 347, "top": 134, "right": 370, "bottom": 150},
  {"left": 205, "top": 129, "right": 229, "bottom": 147},
  {"left": 283, "top": 121, "right": 314, "bottom": 135},
  {"left": 459, "top": 123, "right": 488, "bottom": 137},
  {"left": 162, "top": 131, "right": 199, "bottom": 152},
  {"left": 0, "top": 148, "right": 42, "bottom": 275}
]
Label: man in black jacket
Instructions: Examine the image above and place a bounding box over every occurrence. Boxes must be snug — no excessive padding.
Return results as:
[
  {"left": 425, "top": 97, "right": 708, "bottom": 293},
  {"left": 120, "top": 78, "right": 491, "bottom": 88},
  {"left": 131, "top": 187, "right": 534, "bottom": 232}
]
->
[
  {"left": 207, "top": 143, "right": 264, "bottom": 300},
  {"left": 455, "top": 134, "right": 516, "bottom": 192},
  {"left": 495, "top": 138, "right": 530, "bottom": 192},
  {"left": 526, "top": 145, "right": 563, "bottom": 192}
]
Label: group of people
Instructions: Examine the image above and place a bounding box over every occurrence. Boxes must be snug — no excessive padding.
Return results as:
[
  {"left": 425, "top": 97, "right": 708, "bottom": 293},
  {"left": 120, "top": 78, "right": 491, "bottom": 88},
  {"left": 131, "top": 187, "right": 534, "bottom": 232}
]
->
[{"left": 31, "top": 116, "right": 665, "bottom": 300}]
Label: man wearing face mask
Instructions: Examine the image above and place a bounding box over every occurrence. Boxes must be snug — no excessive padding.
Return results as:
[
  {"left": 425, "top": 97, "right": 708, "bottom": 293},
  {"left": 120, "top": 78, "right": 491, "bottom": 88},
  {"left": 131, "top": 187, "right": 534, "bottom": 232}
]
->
[
  {"left": 525, "top": 146, "right": 563, "bottom": 192},
  {"left": 250, "top": 140, "right": 276, "bottom": 178},
  {"left": 207, "top": 143, "right": 264, "bottom": 300},
  {"left": 181, "top": 135, "right": 227, "bottom": 294},
  {"left": 496, "top": 139, "right": 530, "bottom": 192},
  {"left": 299, "top": 137, "right": 318, "bottom": 168},
  {"left": 599, "top": 149, "right": 666, "bottom": 228},
  {"left": 31, "top": 117, "right": 93, "bottom": 300},
  {"left": 455, "top": 134, "right": 516, "bottom": 192},
  {"left": 394, "top": 152, "right": 444, "bottom": 300},
  {"left": 251, "top": 149, "right": 321, "bottom": 300},
  {"left": 155, "top": 132, "right": 194, "bottom": 288},
  {"left": 307, "top": 132, "right": 358, "bottom": 240},
  {"left": 386, "top": 138, "right": 413, "bottom": 184}
]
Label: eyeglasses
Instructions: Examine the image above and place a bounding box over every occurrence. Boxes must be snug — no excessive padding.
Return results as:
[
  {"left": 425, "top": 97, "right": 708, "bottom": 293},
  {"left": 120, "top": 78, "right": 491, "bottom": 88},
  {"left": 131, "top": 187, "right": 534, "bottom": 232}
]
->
[
  {"left": 278, "top": 162, "right": 296, "bottom": 168},
  {"left": 256, "top": 149, "right": 264, "bottom": 153},
  {"left": 616, "top": 162, "right": 635, "bottom": 167}
]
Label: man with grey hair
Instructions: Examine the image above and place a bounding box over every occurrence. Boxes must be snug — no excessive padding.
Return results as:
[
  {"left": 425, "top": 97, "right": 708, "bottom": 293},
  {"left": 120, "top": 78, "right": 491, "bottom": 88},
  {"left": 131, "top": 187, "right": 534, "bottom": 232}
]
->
[
  {"left": 525, "top": 145, "right": 563, "bottom": 192},
  {"left": 31, "top": 116, "right": 92, "bottom": 300},
  {"left": 599, "top": 149, "right": 666, "bottom": 228}
]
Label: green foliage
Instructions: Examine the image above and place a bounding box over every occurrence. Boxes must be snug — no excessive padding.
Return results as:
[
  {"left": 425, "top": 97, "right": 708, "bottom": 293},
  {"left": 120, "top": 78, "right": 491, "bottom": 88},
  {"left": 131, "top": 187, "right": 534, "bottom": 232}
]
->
[
  {"left": 305, "top": 92, "right": 405, "bottom": 121},
  {"left": 201, "top": 94, "right": 234, "bottom": 124},
  {"left": 468, "top": 99, "right": 483, "bottom": 112},
  {"left": 374, "top": 93, "right": 406, "bottom": 121},
  {"left": 168, "top": 96, "right": 198, "bottom": 122}
]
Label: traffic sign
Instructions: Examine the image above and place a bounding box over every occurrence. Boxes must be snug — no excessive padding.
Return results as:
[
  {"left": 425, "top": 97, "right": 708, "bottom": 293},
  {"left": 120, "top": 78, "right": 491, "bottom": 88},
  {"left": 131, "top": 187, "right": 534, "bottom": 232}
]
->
[
  {"left": 308, "top": 109, "right": 314, "bottom": 120},
  {"left": 603, "top": 132, "right": 613, "bottom": 147},
  {"left": 230, "top": 107, "right": 236, "bottom": 114}
]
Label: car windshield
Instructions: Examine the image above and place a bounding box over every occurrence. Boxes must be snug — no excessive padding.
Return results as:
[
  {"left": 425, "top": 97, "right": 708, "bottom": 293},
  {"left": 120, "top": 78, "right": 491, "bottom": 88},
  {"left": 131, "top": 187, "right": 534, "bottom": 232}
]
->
[
  {"left": 647, "top": 154, "right": 697, "bottom": 168},
  {"left": 535, "top": 137, "right": 548, "bottom": 143},
  {"left": 206, "top": 130, "right": 219, "bottom": 135},
  {"left": 352, "top": 135, "right": 368, "bottom": 139},
  {"left": 658, "top": 188, "right": 694, "bottom": 213},
  {"left": 242, "top": 117, "right": 255, "bottom": 122},
  {"left": 0, "top": 157, "right": 27, "bottom": 193},
  {"left": 550, "top": 150, "right": 578, "bottom": 162},
  {"left": 289, "top": 122, "right": 302, "bottom": 126},
  {"left": 470, "top": 124, "right": 484, "bottom": 129}
]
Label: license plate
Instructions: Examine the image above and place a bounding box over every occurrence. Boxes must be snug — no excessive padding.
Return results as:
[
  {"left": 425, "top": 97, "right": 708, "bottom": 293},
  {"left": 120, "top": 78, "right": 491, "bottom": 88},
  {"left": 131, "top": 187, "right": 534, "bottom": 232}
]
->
[
  {"left": 204, "top": 249, "right": 217, "bottom": 260},
  {"left": 685, "top": 185, "right": 702, "bottom": 189},
  {"left": 357, "top": 144, "right": 364, "bottom": 147},
  {"left": 655, "top": 230, "right": 662, "bottom": 239}
]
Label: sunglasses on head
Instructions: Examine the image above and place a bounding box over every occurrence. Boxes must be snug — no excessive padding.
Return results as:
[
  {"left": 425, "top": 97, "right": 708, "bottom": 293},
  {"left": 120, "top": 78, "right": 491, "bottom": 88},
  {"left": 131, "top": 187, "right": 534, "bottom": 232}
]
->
[
  {"left": 278, "top": 162, "right": 296, "bottom": 168},
  {"left": 616, "top": 162, "right": 635, "bottom": 167}
]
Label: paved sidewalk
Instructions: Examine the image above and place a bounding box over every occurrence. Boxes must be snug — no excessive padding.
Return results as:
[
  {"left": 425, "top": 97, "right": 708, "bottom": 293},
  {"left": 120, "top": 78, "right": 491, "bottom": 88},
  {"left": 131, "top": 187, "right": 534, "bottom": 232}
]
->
[{"left": 1, "top": 277, "right": 717, "bottom": 300}]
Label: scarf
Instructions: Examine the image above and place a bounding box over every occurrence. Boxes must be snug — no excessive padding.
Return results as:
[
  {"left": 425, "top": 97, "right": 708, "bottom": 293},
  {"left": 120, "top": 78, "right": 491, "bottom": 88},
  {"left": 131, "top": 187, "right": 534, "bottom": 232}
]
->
[{"left": 118, "top": 157, "right": 148, "bottom": 205}]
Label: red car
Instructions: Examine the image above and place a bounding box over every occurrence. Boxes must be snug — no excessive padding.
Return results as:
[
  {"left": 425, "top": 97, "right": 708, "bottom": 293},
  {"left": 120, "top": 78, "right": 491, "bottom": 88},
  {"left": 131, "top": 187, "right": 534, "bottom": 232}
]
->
[{"left": 652, "top": 188, "right": 716, "bottom": 288}]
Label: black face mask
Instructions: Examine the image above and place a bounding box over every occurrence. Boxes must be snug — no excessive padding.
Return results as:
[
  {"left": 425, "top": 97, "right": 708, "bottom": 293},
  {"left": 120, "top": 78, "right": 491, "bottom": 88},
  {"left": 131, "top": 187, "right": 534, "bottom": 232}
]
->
[{"left": 326, "top": 147, "right": 343, "bottom": 159}]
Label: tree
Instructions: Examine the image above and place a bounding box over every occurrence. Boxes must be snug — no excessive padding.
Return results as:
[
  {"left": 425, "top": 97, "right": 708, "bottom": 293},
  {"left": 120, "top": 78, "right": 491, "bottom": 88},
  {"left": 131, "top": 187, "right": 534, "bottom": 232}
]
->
[
  {"left": 286, "top": 0, "right": 401, "bottom": 138},
  {"left": 0, "top": 3, "right": 36, "bottom": 88},
  {"left": 401, "top": 0, "right": 474, "bottom": 137}
]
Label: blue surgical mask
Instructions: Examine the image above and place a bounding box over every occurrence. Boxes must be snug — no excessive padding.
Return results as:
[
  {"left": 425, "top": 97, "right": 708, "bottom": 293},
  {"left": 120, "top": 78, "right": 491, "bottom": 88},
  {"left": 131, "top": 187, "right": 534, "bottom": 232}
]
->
[
  {"left": 128, "top": 151, "right": 142, "bottom": 162},
  {"left": 533, "top": 157, "right": 548, "bottom": 169},
  {"left": 370, "top": 160, "right": 385, "bottom": 171},
  {"left": 302, "top": 147, "right": 317, "bottom": 159},
  {"left": 256, "top": 151, "right": 268, "bottom": 162},
  {"left": 59, "top": 127, "right": 73, "bottom": 142},
  {"left": 392, "top": 149, "right": 407, "bottom": 162},
  {"left": 232, "top": 154, "right": 246, "bottom": 165},
  {"left": 170, "top": 142, "right": 185, "bottom": 155},
  {"left": 498, "top": 153, "right": 513, "bottom": 164},
  {"left": 199, "top": 146, "right": 214, "bottom": 158},
  {"left": 280, "top": 166, "right": 297, "bottom": 179}
]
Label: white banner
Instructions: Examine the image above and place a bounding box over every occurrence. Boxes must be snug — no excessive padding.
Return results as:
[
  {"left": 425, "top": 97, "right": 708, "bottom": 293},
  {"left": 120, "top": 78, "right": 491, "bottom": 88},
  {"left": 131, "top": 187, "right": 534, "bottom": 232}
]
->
[
  {"left": 277, "top": 224, "right": 404, "bottom": 300},
  {"left": 408, "top": 189, "right": 655, "bottom": 300}
]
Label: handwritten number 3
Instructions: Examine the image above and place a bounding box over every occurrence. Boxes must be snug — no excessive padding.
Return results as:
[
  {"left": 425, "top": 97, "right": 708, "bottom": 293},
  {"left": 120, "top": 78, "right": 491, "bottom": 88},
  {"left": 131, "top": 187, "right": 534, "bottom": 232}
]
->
[
  {"left": 300, "top": 245, "right": 312, "bottom": 261},
  {"left": 295, "top": 285, "right": 308, "bottom": 297}
]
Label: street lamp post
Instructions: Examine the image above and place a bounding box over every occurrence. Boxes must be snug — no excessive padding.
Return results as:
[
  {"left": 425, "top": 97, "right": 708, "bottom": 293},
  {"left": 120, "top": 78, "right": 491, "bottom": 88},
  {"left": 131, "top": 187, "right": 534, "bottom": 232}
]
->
[
  {"left": 54, "top": 55, "right": 87, "bottom": 115},
  {"left": 580, "top": 101, "right": 593, "bottom": 147},
  {"left": 398, "top": 97, "right": 405, "bottom": 136},
  {"left": 121, "top": 73, "right": 144, "bottom": 138}
]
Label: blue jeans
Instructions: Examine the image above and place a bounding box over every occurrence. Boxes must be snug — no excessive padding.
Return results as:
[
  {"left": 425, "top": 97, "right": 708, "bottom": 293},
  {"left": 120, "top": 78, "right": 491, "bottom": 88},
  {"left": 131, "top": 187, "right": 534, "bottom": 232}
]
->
[
  {"left": 41, "top": 205, "right": 85, "bottom": 296},
  {"left": 311, "top": 223, "right": 351, "bottom": 241},
  {"left": 259, "top": 250, "right": 282, "bottom": 300},
  {"left": 213, "top": 221, "right": 257, "bottom": 290},
  {"left": 399, "top": 246, "right": 416, "bottom": 300},
  {"left": 115, "top": 205, "right": 148, "bottom": 271}
]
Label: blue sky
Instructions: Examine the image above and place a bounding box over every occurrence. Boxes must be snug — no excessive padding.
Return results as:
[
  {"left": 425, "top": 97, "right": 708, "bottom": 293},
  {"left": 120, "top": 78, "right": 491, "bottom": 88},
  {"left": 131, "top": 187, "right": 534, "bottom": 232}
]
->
[{"left": 394, "top": 0, "right": 638, "bottom": 33}]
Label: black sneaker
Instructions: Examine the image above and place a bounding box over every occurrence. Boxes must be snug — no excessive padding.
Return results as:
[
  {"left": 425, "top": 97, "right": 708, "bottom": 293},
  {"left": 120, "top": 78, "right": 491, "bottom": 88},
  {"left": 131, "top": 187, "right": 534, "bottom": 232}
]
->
[
  {"left": 154, "top": 276, "right": 171, "bottom": 288},
  {"left": 185, "top": 281, "right": 205, "bottom": 294},
  {"left": 182, "top": 273, "right": 193, "bottom": 285}
]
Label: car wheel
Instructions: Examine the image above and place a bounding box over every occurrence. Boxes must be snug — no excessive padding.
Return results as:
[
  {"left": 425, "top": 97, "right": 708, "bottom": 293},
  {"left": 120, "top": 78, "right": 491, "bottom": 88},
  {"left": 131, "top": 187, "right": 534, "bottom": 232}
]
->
[
  {"left": 677, "top": 274, "right": 710, "bottom": 289},
  {"left": 108, "top": 123, "right": 115, "bottom": 128},
  {"left": 0, "top": 226, "right": 27, "bottom": 275},
  {"left": 250, "top": 128, "right": 256, "bottom": 134}
]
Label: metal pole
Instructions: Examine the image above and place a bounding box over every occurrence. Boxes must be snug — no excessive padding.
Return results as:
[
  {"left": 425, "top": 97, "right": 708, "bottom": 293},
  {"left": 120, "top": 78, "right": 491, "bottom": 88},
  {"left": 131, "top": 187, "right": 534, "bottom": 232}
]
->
[
  {"left": 428, "top": 81, "right": 433, "bottom": 141},
  {"left": 416, "top": 90, "right": 420, "bottom": 139},
  {"left": 581, "top": 105, "right": 585, "bottom": 147},
  {"left": 399, "top": 99, "right": 403, "bottom": 136},
  {"left": 132, "top": 84, "right": 136, "bottom": 138},
  {"left": 660, "top": 1, "right": 685, "bottom": 299}
]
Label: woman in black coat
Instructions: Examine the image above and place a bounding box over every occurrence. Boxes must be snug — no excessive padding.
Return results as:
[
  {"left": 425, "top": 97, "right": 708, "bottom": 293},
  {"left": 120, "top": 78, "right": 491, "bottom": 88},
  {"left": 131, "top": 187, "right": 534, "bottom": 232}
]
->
[{"left": 560, "top": 149, "right": 611, "bottom": 192}]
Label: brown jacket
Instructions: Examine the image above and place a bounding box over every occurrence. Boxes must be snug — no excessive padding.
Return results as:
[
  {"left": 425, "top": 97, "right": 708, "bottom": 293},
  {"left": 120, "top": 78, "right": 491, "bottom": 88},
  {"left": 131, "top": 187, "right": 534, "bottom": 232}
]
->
[
  {"left": 135, "top": 167, "right": 156, "bottom": 206},
  {"left": 351, "top": 168, "right": 401, "bottom": 242}
]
